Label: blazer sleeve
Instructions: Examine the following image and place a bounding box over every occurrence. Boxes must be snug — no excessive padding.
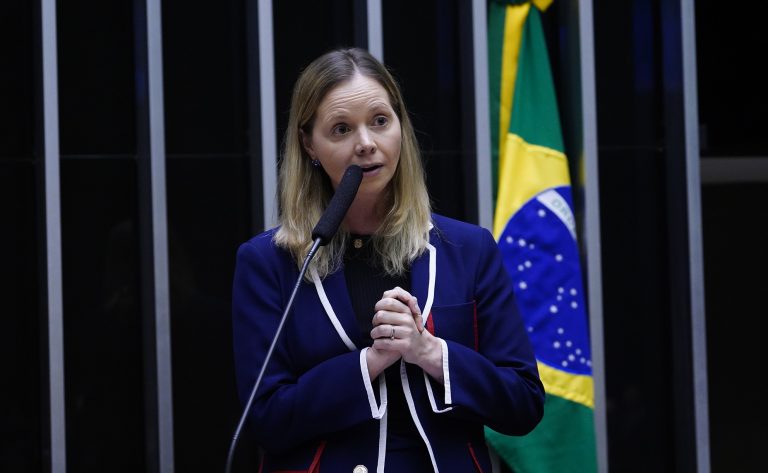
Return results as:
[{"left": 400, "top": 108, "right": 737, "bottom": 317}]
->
[
  {"left": 231, "top": 238, "right": 382, "bottom": 453},
  {"left": 436, "top": 227, "right": 545, "bottom": 435}
]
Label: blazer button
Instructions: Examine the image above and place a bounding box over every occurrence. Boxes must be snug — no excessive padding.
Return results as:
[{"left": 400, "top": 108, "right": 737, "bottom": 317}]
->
[{"left": 353, "top": 466, "right": 368, "bottom": 473}]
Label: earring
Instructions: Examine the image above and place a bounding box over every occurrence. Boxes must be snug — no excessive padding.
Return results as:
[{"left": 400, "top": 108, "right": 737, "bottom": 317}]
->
[{"left": 311, "top": 159, "right": 321, "bottom": 167}]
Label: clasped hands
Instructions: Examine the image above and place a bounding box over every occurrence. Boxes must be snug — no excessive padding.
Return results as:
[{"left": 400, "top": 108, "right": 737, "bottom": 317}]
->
[{"left": 365, "top": 287, "right": 444, "bottom": 383}]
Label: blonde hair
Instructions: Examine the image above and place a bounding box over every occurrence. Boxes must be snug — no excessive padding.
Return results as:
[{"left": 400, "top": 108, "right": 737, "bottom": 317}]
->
[{"left": 274, "top": 48, "right": 431, "bottom": 279}]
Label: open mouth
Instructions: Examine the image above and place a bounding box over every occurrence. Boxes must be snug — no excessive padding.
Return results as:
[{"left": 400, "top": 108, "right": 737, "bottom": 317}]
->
[{"left": 361, "top": 164, "right": 383, "bottom": 174}]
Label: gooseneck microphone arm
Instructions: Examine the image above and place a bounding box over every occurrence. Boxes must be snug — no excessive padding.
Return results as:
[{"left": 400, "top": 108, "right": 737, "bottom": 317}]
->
[
  {"left": 225, "top": 165, "right": 363, "bottom": 473},
  {"left": 224, "top": 237, "right": 322, "bottom": 473}
]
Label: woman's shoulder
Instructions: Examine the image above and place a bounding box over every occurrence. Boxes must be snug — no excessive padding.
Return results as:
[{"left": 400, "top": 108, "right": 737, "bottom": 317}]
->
[
  {"left": 237, "top": 227, "right": 290, "bottom": 261},
  {"left": 430, "top": 213, "right": 493, "bottom": 245},
  {"left": 240, "top": 226, "right": 278, "bottom": 248}
]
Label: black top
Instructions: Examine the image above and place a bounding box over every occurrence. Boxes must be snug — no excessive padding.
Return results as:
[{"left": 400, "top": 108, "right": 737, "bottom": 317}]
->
[{"left": 343, "top": 235, "right": 429, "bottom": 454}]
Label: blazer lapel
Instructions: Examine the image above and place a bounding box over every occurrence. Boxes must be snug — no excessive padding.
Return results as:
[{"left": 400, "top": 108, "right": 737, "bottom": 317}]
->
[
  {"left": 311, "top": 267, "right": 361, "bottom": 350},
  {"left": 411, "top": 231, "right": 437, "bottom": 326}
]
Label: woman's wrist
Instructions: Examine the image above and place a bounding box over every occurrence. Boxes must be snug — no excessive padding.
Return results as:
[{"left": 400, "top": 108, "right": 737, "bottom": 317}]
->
[{"left": 415, "top": 332, "right": 445, "bottom": 384}]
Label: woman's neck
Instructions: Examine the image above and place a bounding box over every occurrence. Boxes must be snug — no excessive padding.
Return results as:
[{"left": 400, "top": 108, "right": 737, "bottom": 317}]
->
[{"left": 343, "top": 192, "right": 387, "bottom": 235}]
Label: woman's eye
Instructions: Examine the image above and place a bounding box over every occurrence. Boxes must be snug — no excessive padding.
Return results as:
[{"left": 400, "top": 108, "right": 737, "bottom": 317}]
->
[
  {"left": 332, "top": 124, "right": 351, "bottom": 135},
  {"left": 373, "top": 115, "right": 389, "bottom": 127}
]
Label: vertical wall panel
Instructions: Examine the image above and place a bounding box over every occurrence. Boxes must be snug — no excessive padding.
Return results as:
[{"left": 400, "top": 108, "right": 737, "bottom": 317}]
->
[
  {"left": 162, "top": 0, "right": 255, "bottom": 470},
  {"left": 471, "top": 0, "right": 492, "bottom": 230},
  {"left": 573, "top": 0, "right": 609, "bottom": 470},
  {"left": 57, "top": 0, "right": 145, "bottom": 470},
  {"left": 366, "top": 0, "right": 383, "bottom": 60},
  {"left": 659, "top": 0, "right": 706, "bottom": 469},
  {"left": 593, "top": 0, "right": 676, "bottom": 470},
  {"left": 256, "top": 0, "right": 276, "bottom": 228},
  {"left": 595, "top": 0, "right": 710, "bottom": 470},
  {"left": 135, "top": 0, "right": 174, "bottom": 469},
  {"left": 679, "top": 1, "right": 709, "bottom": 471},
  {"left": 40, "top": 0, "right": 67, "bottom": 470}
]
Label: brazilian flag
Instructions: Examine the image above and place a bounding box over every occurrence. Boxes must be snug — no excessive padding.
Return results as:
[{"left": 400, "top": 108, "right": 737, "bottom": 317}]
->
[{"left": 484, "top": 1, "right": 597, "bottom": 472}]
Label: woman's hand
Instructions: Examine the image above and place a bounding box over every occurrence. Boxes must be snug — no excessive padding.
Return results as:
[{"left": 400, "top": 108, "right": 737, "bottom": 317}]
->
[{"left": 369, "top": 287, "right": 444, "bottom": 383}]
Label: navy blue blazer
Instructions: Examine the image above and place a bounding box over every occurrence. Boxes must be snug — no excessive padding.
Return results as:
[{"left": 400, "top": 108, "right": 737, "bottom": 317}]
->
[{"left": 232, "top": 214, "right": 544, "bottom": 472}]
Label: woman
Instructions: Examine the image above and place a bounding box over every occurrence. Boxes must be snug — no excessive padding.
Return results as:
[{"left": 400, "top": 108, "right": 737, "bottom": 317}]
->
[{"left": 232, "top": 47, "right": 544, "bottom": 472}]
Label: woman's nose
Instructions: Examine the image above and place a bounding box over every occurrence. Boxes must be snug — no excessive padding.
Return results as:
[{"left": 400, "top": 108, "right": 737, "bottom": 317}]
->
[{"left": 354, "top": 130, "right": 377, "bottom": 155}]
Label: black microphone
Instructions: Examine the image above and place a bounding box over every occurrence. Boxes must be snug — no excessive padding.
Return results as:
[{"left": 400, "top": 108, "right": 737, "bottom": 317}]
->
[
  {"left": 312, "top": 164, "right": 363, "bottom": 245},
  {"left": 225, "top": 165, "right": 362, "bottom": 473}
]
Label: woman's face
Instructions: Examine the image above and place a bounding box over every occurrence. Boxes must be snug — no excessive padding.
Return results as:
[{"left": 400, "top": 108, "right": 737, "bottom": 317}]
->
[{"left": 302, "top": 73, "right": 402, "bottom": 201}]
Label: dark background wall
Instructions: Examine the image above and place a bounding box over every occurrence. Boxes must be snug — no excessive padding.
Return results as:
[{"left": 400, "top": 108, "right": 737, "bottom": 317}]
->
[
  {"left": 3, "top": 0, "right": 764, "bottom": 471},
  {"left": 696, "top": 1, "right": 768, "bottom": 471},
  {"left": 592, "top": 0, "right": 767, "bottom": 471},
  {"left": 593, "top": 0, "right": 677, "bottom": 469},
  {"left": 1, "top": 0, "right": 43, "bottom": 470}
]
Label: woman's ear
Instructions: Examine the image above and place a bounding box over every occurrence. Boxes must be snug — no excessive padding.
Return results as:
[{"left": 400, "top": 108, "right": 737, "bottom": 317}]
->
[{"left": 299, "top": 128, "right": 314, "bottom": 159}]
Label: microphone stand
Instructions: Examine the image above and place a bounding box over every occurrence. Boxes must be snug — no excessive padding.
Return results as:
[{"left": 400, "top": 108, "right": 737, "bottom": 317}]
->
[{"left": 224, "top": 237, "right": 323, "bottom": 473}]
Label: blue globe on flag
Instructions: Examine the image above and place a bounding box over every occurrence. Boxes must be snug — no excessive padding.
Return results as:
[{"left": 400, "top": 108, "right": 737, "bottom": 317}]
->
[{"left": 498, "top": 186, "right": 591, "bottom": 377}]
